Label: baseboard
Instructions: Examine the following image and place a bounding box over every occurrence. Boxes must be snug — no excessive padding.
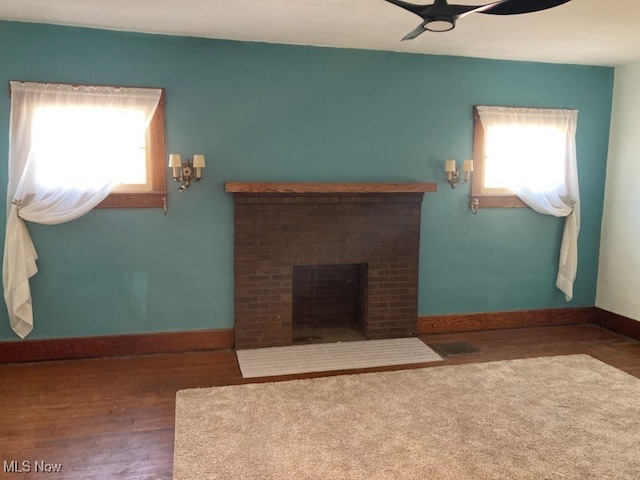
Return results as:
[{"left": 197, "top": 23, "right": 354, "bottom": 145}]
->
[
  {"left": 418, "top": 307, "right": 596, "bottom": 335},
  {"left": 3, "top": 306, "right": 635, "bottom": 363},
  {"left": 591, "top": 307, "right": 640, "bottom": 341},
  {"left": 0, "top": 328, "right": 234, "bottom": 364}
]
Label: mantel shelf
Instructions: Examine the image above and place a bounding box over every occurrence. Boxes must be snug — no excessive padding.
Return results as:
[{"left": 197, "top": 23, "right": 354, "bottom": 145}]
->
[{"left": 224, "top": 182, "right": 437, "bottom": 194}]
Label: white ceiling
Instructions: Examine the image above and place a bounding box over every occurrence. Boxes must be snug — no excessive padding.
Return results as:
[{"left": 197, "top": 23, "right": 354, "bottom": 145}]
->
[{"left": 1, "top": 0, "right": 639, "bottom": 67}]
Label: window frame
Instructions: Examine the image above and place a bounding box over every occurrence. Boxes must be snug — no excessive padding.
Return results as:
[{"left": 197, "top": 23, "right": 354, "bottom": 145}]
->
[{"left": 471, "top": 105, "right": 527, "bottom": 209}]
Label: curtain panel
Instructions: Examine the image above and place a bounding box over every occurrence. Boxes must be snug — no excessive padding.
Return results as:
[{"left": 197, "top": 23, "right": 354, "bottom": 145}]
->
[
  {"left": 3, "top": 82, "right": 162, "bottom": 338},
  {"left": 476, "top": 106, "right": 580, "bottom": 301}
]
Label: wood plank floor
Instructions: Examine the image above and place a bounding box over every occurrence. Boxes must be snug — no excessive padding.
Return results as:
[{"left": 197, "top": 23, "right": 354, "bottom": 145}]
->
[{"left": 1, "top": 324, "right": 639, "bottom": 480}]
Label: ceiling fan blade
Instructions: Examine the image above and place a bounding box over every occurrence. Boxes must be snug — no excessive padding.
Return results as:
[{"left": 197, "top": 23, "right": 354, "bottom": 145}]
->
[
  {"left": 402, "top": 23, "right": 428, "bottom": 41},
  {"left": 456, "top": 0, "right": 510, "bottom": 18},
  {"left": 478, "top": 0, "right": 571, "bottom": 15},
  {"left": 383, "top": 0, "right": 425, "bottom": 16}
]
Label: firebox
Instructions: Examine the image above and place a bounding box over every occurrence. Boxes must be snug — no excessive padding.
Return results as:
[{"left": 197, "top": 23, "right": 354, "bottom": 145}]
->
[{"left": 292, "top": 263, "right": 368, "bottom": 344}]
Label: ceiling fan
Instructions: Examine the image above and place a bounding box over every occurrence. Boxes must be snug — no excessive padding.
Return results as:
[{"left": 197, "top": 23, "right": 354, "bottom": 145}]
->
[{"left": 383, "top": 0, "right": 571, "bottom": 40}]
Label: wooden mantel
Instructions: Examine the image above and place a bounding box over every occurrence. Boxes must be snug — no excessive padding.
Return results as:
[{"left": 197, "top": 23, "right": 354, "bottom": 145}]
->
[{"left": 224, "top": 182, "right": 437, "bottom": 194}]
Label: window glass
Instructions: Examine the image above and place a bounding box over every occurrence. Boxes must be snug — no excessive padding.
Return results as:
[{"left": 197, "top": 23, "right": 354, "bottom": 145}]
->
[
  {"left": 483, "top": 123, "right": 566, "bottom": 193},
  {"left": 32, "top": 105, "right": 151, "bottom": 191}
]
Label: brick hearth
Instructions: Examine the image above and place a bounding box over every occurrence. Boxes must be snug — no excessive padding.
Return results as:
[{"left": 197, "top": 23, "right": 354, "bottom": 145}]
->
[{"left": 226, "top": 182, "right": 436, "bottom": 349}]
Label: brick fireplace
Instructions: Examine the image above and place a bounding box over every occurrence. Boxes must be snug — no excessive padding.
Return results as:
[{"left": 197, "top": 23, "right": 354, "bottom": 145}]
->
[{"left": 226, "top": 182, "right": 436, "bottom": 349}]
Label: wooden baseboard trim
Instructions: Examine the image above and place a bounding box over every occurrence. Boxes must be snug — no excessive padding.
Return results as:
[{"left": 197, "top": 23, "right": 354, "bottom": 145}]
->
[
  {"left": 418, "top": 307, "right": 596, "bottom": 335},
  {"left": 3, "top": 307, "right": 635, "bottom": 363},
  {"left": 591, "top": 307, "right": 640, "bottom": 341},
  {"left": 0, "top": 328, "right": 234, "bottom": 364}
]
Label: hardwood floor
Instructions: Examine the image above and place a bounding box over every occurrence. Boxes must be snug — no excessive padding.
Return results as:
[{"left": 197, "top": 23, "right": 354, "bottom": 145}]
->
[{"left": 1, "top": 324, "right": 639, "bottom": 480}]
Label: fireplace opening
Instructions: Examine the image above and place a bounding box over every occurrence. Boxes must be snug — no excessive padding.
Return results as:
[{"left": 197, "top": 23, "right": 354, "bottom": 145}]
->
[{"left": 292, "top": 263, "right": 368, "bottom": 345}]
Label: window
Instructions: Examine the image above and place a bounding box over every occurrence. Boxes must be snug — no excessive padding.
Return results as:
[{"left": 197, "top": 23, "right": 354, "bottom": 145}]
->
[
  {"left": 12, "top": 82, "right": 167, "bottom": 210},
  {"left": 472, "top": 105, "right": 576, "bottom": 209}
]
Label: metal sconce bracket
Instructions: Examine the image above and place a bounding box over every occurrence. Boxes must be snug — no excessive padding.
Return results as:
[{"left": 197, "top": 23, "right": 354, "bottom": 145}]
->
[{"left": 470, "top": 197, "right": 479, "bottom": 214}]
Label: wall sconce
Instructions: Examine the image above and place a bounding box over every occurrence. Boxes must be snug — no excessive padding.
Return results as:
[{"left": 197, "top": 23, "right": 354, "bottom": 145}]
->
[
  {"left": 444, "top": 159, "right": 473, "bottom": 189},
  {"left": 169, "top": 154, "right": 206, "bottom": 192}
]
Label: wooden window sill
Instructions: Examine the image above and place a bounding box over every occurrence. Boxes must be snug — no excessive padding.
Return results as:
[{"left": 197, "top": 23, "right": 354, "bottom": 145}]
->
[
  {"left": 471, "top": 194, "right": 527, "bottom": 209},
  {"left": 97, "top": 192, "right": 168, "bottom": 211}
]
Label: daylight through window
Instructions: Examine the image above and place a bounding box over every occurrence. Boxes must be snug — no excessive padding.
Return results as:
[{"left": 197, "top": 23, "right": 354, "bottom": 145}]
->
[
  {"left": 483, "top": 123, "right": 566, "bottom": 193},
  {"left": 32, "top": 106, "right": 151, "bottom": 191}
]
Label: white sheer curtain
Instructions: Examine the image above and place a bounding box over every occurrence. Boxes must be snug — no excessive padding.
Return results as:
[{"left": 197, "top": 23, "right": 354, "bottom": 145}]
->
[
  {"left": 476, "top": 106, "right": 580, "bottom": 301},
  {"left": 3, "top": 82, "right": 162, "bottom": 338}
]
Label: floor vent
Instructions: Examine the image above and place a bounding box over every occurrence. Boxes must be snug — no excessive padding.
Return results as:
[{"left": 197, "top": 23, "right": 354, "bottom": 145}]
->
[{"left": 429, "top": 342, "right": 481, "bottom": 357}]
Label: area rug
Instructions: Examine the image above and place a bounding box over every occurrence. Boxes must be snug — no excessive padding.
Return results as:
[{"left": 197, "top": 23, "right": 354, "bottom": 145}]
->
[
  {"left": 173, "top": 355, "right": 640, "bottom": 480},
  {"left": 235, "top": 337, "right": 442, "bottom": 378}
]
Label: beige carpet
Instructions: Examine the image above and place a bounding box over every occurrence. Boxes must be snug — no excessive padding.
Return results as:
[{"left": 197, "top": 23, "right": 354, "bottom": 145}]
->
[
  {"left": 174, "top": 355, "right": 640, "bottom": 480},
  {"left": 236, "top": 337, "right": 442, "bottom": 378}
]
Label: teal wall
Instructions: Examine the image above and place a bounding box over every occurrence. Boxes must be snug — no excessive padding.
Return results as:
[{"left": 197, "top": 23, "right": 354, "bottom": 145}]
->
[{"left": 0, "top": 21, "right": 613, "bottom": 340}]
